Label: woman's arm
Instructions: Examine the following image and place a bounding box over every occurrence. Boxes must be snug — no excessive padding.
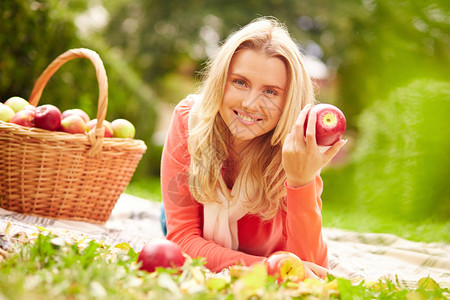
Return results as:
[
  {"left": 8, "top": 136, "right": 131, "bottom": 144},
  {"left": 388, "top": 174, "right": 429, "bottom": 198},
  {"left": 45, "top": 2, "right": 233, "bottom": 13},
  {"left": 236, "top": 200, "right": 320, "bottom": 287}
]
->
[
  {"left": 283, "top": 176, "right": 328, "bottom": 268},
  {"left": 281, "top": 104, "right": 346, "bottom": 268}
]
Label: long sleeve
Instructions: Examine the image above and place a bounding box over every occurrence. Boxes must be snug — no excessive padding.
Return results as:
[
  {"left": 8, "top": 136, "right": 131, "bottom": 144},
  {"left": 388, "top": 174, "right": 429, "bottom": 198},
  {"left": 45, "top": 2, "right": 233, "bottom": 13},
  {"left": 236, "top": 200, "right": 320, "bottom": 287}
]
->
[
  {"left": 160, "top": 97, "right": 263, "bottom": 272},
  {"left": 283, "top": 176, "right": 328, "bottom": 267}
]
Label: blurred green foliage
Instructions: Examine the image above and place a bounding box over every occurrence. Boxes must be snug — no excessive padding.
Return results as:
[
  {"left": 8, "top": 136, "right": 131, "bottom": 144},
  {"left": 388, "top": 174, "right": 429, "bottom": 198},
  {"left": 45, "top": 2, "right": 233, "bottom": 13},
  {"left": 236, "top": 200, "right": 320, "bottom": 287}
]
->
[
  {"left": 102, "top": 0, "right": 449, "bottom": 125},
  {"left": 323, "top": 80, "right": 450, "bottom": 224},
  {"left": 0, "top": 0, "right": 158, "bottom": 177},
  {"left": 335, "top": 1, "right": 450, "bottom": 120},
  {"left": 1, "top": 0, "right": 449, "bottom": 224},
  {"left": 0, "top": 0, "right": 84, "bottom": 100},
  {"left": 352, "top": 79, "right": 450, "bottom": 221},
  {"left": 102, "top": 0, "right": 449, "bottom": 223}
]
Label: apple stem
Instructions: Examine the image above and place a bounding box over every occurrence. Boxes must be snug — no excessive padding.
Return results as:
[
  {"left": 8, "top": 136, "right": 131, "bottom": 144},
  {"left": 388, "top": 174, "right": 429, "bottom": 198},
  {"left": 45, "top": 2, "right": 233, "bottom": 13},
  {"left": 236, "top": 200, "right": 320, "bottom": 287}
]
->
[{"left": 286, "top": 266, "right": 292, "bottom": 275}]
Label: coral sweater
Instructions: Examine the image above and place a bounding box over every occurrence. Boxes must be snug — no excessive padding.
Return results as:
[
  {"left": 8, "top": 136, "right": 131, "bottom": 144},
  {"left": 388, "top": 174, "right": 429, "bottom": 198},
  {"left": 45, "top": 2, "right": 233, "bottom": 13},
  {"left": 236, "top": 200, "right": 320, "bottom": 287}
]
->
[{"left": 160, "top": 95, "right": 328, "bottom": 272}]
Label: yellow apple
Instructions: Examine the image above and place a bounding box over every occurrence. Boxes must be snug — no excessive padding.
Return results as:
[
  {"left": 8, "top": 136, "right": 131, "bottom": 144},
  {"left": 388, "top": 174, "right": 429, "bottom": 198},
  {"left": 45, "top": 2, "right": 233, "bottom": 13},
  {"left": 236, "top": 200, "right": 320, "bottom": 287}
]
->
[
  {"left": 265, "top": 251, "right": 306, "bottom": 283},
  {"left": 111, "top": 118, "right": 135, "bottom": 139},
  {"left": 0, "top": 103, "right": 15, "bottom": 122},
  {"left": 4, "top": 96, "right": 30, "bottom": 113}
]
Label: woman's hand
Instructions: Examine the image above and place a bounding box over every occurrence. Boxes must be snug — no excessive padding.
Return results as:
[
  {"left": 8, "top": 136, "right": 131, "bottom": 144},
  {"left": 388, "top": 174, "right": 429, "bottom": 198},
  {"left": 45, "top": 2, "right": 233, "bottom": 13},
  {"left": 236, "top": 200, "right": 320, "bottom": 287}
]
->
[
  {"left": 282, "top": 104, "right": 347, "bottom": 188},
  {"left": 303, "top": 261, "right": 329, "bottom": 279}
]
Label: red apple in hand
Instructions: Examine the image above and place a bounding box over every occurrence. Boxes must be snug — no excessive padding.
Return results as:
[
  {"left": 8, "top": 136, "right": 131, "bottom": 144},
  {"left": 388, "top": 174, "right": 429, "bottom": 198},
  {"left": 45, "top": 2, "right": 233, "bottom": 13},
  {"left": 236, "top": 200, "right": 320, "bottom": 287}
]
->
[
  {"left": 62, "top": 108, "right": 90, "bottom": 123},
  {"left": 86, "top": 119, "right": 113, "bottom": 137},
  {"left": 137, "top": 239, "right": 185, "bottom": 273},
  {"left": 304, "top": 103, "right": 346, "bottom": 146},
  {"left": 34, "top": 104, "right": 62, "bottom": 131},
  {"left": 60, "top": 114, "right": 87, "bottom": 134},
  {"left": 265, "top": 251, "right": 306, "bottom": 283},
  {"left": 111, "top": 118, "right": 136, "bottom": 139},
  {"left": 10, "top": 109, "right": 35, "bottom": 127}
]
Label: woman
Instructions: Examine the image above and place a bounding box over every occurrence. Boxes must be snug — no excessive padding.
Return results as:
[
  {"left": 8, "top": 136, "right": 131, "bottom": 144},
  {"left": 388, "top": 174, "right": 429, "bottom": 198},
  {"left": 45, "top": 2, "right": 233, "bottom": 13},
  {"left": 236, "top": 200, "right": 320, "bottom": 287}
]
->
[{"left": 160, "top": 17, "right": 346, "bottom": 277}]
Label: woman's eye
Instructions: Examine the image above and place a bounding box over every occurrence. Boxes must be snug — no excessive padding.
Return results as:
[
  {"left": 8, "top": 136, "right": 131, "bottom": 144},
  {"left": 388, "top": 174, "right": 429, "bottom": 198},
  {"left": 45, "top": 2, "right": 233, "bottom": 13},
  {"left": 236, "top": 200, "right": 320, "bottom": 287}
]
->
[
  {"left": 233, "top": 79, "right": 246, "bottom": 87},
  {"left": 265, "top": 89, "right": 277, "bottom": 96}
]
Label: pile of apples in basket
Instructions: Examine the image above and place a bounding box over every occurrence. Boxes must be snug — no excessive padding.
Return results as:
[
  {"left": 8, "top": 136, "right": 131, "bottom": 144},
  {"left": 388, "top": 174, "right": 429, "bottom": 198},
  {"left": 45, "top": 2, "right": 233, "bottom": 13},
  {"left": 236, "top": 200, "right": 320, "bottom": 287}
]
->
[{"left": 0, "top": 96, "right": 135, "bottom": 139}]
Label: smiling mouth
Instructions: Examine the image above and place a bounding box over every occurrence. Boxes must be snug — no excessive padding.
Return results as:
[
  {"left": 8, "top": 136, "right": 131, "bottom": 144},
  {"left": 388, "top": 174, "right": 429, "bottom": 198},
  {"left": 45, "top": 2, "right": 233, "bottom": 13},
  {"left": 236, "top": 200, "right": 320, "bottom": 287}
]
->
[{"left": 234, "top": 110, "right": 263, "bottom": 123}]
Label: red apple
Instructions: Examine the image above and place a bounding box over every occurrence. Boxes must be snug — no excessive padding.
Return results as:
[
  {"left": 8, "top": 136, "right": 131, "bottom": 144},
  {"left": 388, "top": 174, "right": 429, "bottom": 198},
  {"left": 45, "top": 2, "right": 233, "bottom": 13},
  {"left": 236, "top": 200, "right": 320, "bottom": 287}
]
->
[
  {"left": 137, "top": 239, "right": 185, "bottom": 273},
  {"left": 304, "top": 103, "right": 346, "bottom": 146},
  {"left": 265, "top": 251, "right": 306, "bottom": 283},
  {"left": 60, "top": 114, "right": 87, "bottom": 134},
  {"left": 10, "top": 109, "right": 35, "bottom": 127},
  {"left": 86, "top": 119, "right": 113, "bottom": 138},
  {"left": 4, "top": 96, "right": 30, "bottom": 113},
  {"left": 34, "top": 104, "right": 62, "bottom": 131},
  {"left": 62, "top": 108, "right": 90, "bottom": 123},
  {"left": 23, "top": 105, "right": 37, "bottom": 112},
  {"left": 0, "top": 103, "right": 16, "bottom": 122},
  {"left": 111, "top": 118, "right": 136, "bottom": 139}
]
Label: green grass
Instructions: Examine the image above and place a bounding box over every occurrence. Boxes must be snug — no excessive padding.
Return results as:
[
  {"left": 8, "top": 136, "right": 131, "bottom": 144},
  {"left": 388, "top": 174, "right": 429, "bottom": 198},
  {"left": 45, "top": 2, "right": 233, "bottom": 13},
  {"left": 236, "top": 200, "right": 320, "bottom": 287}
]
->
[
  {"left": 0, "top": 232, "right": 447, "bottom": 299},
  {"left": 322, "top": 204, "right": 450, "bottom": 244},
  {"left": 125, "top": 176, "right": 162, "bottom": 202},
  {"left": 126, "top": 176, "right": 450, "bottom": 244}
]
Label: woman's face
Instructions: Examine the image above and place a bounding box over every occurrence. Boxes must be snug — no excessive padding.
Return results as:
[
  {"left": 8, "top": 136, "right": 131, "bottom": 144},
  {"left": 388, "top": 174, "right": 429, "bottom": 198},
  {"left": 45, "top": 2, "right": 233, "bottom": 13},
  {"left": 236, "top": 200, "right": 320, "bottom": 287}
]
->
[{"left": 219, "top": 48, "right": 288, "bottom": 152}]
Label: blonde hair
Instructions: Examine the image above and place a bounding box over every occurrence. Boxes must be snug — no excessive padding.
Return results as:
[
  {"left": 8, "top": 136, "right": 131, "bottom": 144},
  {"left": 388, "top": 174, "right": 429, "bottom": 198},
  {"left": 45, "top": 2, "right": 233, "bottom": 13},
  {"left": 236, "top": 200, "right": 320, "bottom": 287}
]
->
[{"left": 188, "top": 17, "right": 315, "bottom": 219}]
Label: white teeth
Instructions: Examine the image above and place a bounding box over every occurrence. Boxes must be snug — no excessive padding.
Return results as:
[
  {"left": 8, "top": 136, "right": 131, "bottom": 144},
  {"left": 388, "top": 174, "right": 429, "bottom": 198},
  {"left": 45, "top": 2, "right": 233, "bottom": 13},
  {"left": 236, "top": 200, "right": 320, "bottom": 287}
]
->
[{"left": 237, "top": 112, "right": 259, "bottom": 122}]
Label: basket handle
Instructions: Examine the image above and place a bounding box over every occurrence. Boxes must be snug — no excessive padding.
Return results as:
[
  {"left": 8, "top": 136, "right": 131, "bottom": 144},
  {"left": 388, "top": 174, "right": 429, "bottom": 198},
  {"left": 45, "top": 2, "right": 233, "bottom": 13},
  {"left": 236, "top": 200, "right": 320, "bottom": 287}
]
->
[{"left": 29, "top": 48, "right": 108, "bottom": 156}]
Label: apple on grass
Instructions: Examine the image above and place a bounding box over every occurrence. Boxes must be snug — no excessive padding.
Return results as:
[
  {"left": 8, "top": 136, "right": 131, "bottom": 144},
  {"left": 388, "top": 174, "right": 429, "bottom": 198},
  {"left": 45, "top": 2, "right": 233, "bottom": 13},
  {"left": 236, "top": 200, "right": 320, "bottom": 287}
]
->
[
  {"left": 264, "top": 251, "right": 306, "bottom": 283},
  {"left": 4, "top": 96, "right": 30, "bottom": 113},
  {"left": 62, "top": 108, "right": 90, "bottom": 123},
  {"left": 60, "top": 114, "right": 87, "bottom": 134},
  {"left": 304, "top": 103, "right": 346, "bottom": 146},
  {"left": 111, "top": 118, "right": 135, "bottom": 139},
  {"left": 137, "top": 239, "right": 185, "bottom": 273},
  {"left": 10, "top": 109, "right": 35, "bottom": 127},
  {"left": 0, "top": 103, "right": 16, "bottom": 122},
  {"left": 34, "top": 104, "right": 62, "bottom": 131},
  {"left": 86, "top": 119, "right": 113, "bottom": 137}
]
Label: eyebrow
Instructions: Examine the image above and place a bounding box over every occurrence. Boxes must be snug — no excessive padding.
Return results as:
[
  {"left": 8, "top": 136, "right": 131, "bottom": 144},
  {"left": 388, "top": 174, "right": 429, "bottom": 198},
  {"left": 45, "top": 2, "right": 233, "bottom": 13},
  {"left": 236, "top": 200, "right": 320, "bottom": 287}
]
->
[{"left": 229, "top": 73, "right": 285, "bottom": 91}]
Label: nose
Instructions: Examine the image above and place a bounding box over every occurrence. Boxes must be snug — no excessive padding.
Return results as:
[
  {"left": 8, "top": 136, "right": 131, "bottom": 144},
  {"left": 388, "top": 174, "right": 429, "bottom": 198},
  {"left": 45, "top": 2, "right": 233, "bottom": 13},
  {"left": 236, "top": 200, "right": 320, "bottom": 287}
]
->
[{"left": 242, "top": 89, "right": 262, "bottom": 111}]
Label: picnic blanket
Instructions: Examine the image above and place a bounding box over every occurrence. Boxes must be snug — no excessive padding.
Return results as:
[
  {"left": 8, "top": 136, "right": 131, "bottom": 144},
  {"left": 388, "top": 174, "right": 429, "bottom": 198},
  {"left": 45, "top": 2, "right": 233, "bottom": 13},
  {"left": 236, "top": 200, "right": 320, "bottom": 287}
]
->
[{"left": 1, "top": 193, "right": 449, "bottom": 289}]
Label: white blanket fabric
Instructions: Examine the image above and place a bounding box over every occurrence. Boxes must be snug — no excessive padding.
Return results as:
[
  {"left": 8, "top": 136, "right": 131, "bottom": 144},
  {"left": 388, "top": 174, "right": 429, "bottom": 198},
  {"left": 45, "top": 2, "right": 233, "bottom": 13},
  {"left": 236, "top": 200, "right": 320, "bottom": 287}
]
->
[
  {"left": 325, "top": 228, "right": 450, "bottom": 288},
  {"left": 1, "top": 193, "right": 449, "bottom": 289}
]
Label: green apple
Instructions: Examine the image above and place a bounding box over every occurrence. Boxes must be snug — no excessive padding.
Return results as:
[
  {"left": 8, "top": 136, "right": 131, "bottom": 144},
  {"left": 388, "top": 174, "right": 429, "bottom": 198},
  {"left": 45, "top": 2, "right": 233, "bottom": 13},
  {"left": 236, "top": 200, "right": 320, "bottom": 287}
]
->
[
  {"left": 111, "top": 118, "right": 136, "bottom": 139},
  {"left": 0, "top": 103, "right": 16, "bottom": 122},
  {"left": 4, "top": 96, "right": 30, "bottom": 113}
]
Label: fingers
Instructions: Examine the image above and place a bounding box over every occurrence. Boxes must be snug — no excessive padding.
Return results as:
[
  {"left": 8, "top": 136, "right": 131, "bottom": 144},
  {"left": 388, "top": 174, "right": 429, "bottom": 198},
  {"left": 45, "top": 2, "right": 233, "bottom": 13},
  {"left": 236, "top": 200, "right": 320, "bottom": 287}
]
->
[
  {"left": 288, "top": 104, "right": 312, "bottom": 151},
  {"left": 303, "top": 261, "right": 329, "bottom": 279},
  {"left": 322, "top": 139, "right": 348, "bottom": 164},
  {"left": 294, "top": 103, "right": 312, "bottom": 126},
  {"left": 305, "top": 115, "right": 318, "bottom": 153},
  {"left": 293, "top": 103, "right": 316, "bottom": 148},
  {"left": 305, "top": 267, "right": 321, "bottom": 279},
  {"left": 283, "top": 103, "right": 347, "bottom": 182}
]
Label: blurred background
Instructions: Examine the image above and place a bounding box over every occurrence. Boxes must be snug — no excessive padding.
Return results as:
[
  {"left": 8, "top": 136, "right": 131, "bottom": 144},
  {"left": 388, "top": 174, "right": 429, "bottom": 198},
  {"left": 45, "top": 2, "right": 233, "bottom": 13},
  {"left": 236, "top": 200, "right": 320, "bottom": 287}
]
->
[{"left": 1, "top": 0, "right": 449, "bottom": 242}]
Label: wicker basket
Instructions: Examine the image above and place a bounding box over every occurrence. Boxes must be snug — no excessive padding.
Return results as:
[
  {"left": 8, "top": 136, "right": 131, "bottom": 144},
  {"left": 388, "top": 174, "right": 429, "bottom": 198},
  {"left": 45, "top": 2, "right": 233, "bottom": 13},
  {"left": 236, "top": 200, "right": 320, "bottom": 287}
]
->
[{"left": 0, "top": 48, "right": 147, "bottom": 224}]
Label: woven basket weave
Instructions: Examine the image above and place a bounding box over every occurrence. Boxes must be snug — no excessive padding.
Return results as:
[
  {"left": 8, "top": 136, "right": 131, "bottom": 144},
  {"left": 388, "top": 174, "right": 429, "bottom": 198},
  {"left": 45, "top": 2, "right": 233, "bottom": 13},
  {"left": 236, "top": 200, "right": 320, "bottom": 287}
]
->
[{"left": 0, "top": 48, "right": 147, "bottom": 224}]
